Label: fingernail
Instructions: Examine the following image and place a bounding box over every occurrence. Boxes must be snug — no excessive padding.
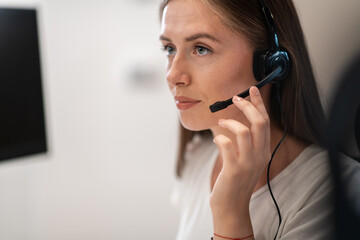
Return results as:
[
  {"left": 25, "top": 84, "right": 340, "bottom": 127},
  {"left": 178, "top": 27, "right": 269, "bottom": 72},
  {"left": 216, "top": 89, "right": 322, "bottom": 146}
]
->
[
  {"left": 233, "top": 96, "right": 242, "bottom": 101},
  {"left": 218, "top": 119, "right": 225, "bottom": 126},
  {"left": 251, "top": 87, "right": 259, "bottom": 96}
]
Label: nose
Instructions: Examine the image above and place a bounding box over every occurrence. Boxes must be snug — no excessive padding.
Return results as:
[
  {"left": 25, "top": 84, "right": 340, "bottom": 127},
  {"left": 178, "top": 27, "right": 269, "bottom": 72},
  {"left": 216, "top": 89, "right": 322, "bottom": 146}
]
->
[{"left": 166, "top": 54, "right": 191, "bottom": 87}]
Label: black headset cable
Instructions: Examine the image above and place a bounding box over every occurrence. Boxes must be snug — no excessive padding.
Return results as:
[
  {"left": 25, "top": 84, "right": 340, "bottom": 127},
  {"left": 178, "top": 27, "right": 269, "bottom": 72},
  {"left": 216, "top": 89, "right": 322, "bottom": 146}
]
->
[{"left": 267, "top": 83, "right": 287, "bottom": 240}]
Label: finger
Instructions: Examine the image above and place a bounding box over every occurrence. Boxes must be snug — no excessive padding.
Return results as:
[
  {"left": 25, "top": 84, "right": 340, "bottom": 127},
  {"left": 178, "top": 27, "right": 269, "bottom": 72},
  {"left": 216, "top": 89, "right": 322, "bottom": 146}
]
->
[
  {"left": 232, "top": 96, "right": 269, "bottom": 150},
  {"left": 218, "top": 119, "right": 252, "bottom": 157},
  {"left": 249, "top": 87, "right": 271, "bottom": 151},
  {"left": 249, "top": 86, "right": 269, "bottom": 121},
  {"left": 213, "top": 134, "right": 238, "bottom": 167}
]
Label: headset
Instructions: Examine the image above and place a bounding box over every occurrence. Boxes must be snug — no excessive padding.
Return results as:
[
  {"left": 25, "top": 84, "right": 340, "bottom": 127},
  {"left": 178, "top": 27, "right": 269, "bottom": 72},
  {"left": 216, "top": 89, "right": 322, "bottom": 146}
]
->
[
  {"left": 209, "top": 0, "right": 290, "bottom": 113},
  {"left": 209, "top": 1, "right": 290, "bottom": 239}
]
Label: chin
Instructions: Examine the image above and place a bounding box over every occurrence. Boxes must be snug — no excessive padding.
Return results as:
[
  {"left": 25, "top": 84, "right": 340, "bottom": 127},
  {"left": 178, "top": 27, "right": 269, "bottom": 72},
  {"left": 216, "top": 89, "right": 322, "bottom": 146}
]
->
[{"left": 179, "top": 116, "right": 212, "bottom": 132}]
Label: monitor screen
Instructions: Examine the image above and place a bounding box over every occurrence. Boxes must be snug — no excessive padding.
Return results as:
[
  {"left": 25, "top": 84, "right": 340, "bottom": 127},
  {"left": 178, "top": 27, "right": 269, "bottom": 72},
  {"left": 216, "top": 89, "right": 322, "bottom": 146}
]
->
[{"left": 0, "top": 8, "right": 47, "bottom": 161}]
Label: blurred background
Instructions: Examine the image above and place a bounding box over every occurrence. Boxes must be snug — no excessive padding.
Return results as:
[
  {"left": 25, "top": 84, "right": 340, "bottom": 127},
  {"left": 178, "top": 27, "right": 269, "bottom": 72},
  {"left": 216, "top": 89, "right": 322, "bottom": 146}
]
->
[{"left": 0, "top": 0, "right": 359, "bottom": 239}]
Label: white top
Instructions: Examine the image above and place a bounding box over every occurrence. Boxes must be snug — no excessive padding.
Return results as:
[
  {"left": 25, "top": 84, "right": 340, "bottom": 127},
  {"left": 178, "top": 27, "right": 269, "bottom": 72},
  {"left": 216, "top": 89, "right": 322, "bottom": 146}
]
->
[{"left": 171, "top": 134, "right": 359, "bottom": 240}]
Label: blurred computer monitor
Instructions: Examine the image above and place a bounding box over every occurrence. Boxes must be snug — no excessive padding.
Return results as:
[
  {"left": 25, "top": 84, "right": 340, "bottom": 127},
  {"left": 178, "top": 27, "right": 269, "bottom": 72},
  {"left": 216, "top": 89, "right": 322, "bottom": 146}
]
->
[{"left": 0, "top": 8, "right": 47, "bottom": 162}]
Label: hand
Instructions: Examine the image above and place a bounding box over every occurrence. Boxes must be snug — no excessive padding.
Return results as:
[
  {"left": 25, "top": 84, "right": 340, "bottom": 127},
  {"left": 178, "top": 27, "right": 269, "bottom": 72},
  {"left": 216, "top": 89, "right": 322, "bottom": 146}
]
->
[{"left": 210, "top": 86, "right": 271, "bottom": 238}]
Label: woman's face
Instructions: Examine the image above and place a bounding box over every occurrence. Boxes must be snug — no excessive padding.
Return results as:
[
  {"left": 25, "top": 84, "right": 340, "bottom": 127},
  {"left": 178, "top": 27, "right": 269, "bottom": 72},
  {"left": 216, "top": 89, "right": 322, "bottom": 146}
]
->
[{"left": 160, "top": 0, "right": 260, "bottom": 131}]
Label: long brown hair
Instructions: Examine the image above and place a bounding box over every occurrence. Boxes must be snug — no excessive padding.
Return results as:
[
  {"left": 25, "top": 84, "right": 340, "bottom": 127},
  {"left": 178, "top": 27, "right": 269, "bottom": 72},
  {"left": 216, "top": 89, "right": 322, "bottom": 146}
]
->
[{"left": 160, "top": 0, "right": 327, "bottom": 178}]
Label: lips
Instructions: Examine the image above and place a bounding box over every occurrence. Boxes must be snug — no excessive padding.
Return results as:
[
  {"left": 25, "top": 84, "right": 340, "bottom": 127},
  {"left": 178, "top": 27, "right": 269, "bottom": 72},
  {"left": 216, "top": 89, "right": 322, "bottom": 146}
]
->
[{"left": 175, "top": 96, "right": 201, "bottom": 110}]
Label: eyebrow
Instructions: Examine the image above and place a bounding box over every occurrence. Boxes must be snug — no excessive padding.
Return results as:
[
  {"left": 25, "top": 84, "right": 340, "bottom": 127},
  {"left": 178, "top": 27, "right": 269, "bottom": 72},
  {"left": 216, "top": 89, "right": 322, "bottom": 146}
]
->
[
  {"left": 159, "top": 33, "right": 221, "bottom": 43},
  {"left": 185, "top": 33, "right": 220, "bottom": 43}
]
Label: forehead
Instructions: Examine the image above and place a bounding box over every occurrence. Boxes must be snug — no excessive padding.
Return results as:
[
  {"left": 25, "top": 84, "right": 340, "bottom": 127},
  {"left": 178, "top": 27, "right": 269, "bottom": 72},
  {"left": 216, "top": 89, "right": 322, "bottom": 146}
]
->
[{"left": 160, "top": 0, "right": 228, "bottom": 38}]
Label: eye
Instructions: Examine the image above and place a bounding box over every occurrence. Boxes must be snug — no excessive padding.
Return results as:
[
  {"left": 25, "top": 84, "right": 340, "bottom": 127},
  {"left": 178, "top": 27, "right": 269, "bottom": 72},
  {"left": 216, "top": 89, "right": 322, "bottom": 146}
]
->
[
  {"left": 194, "top": 46, "right": 211, "bottom": 56},
  {"left": 162, "top": 45, "right": 176, "bottom": 56}
]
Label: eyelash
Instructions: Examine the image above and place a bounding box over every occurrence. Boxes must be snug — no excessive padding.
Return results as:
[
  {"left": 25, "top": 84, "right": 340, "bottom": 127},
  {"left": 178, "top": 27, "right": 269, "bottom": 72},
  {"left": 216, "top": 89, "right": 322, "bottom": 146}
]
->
[
  {"left": 161, "top": 44, "right": 212, "bottom": 56},
  {"left": 161, "top": 44, "right": 176, "bottom": 55},
  {"left": 193, "top": 45, "right": 212, "bottom": 55}
]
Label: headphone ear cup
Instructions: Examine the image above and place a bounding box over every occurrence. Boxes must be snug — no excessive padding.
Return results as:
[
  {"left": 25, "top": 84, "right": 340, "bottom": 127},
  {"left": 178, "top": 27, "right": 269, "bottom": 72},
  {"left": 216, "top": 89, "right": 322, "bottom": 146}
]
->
[
  {"left": 253, "top": 48, "right": 290, "bottom": 83},
  {"left": 267, "top": 49, "right": 290, "bottom": 82},
  {"left": 253, "top": 50, "right": 268, "bottom": 82}
]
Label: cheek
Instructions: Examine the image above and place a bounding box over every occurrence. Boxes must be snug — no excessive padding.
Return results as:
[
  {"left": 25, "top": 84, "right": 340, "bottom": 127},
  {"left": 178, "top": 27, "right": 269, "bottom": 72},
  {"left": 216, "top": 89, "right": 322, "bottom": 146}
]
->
[
  {"left": 177, "top": 47, "right": 256, "bottom": 130},
  {"left": 202, "top": 59, "right": 256, "bottom": 103}
]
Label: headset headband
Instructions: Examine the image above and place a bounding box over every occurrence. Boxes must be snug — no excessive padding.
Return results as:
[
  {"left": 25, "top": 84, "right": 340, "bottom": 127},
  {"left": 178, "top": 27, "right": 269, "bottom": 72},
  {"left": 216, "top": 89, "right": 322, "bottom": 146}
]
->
[{"left": 258, "top": 0, "right": 280, "bottom": 50}]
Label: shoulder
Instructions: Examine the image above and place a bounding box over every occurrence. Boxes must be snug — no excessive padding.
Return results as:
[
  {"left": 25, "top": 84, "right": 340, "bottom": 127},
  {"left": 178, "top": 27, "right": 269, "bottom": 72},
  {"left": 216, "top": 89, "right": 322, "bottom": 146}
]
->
[
  {"left": 279, "top": 145, "right": 333, "bottom": 203},
  {"left": 279, "top": 148, "right": 360, "bottom": 239},
  {"left": 183, "top": 133, "right": 217, "bottom": 173},
  {"left": 170, "top": 134, "right": 217, "bottom": 210},
  {"left": 278, "top": 145, "right": 335, "bottom": 239},
  {"left": 271, "top": 145, "right": 332, "bottom": 194},
  {"left": 250, "top": 145, "right": 336, "bottom": 239}
]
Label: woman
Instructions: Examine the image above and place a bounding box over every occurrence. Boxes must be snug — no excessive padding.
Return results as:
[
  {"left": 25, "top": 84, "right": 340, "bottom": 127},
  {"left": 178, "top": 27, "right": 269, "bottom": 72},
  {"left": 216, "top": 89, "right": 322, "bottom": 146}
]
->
[{"left": 159, "top": 0, "right": 332, "bottom": 239}]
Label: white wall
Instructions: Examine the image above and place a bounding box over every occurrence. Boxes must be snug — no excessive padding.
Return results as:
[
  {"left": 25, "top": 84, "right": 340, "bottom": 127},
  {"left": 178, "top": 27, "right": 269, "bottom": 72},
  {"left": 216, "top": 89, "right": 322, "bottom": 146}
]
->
[
  {"left": 0, "top": 0, "right": 359, "bottom": 240},
  {"left": 294, "top": 0, "right": 360, "bottom": 110},
  {"left": 0, "top": 0, "right": 179, "bottom": 239}
]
